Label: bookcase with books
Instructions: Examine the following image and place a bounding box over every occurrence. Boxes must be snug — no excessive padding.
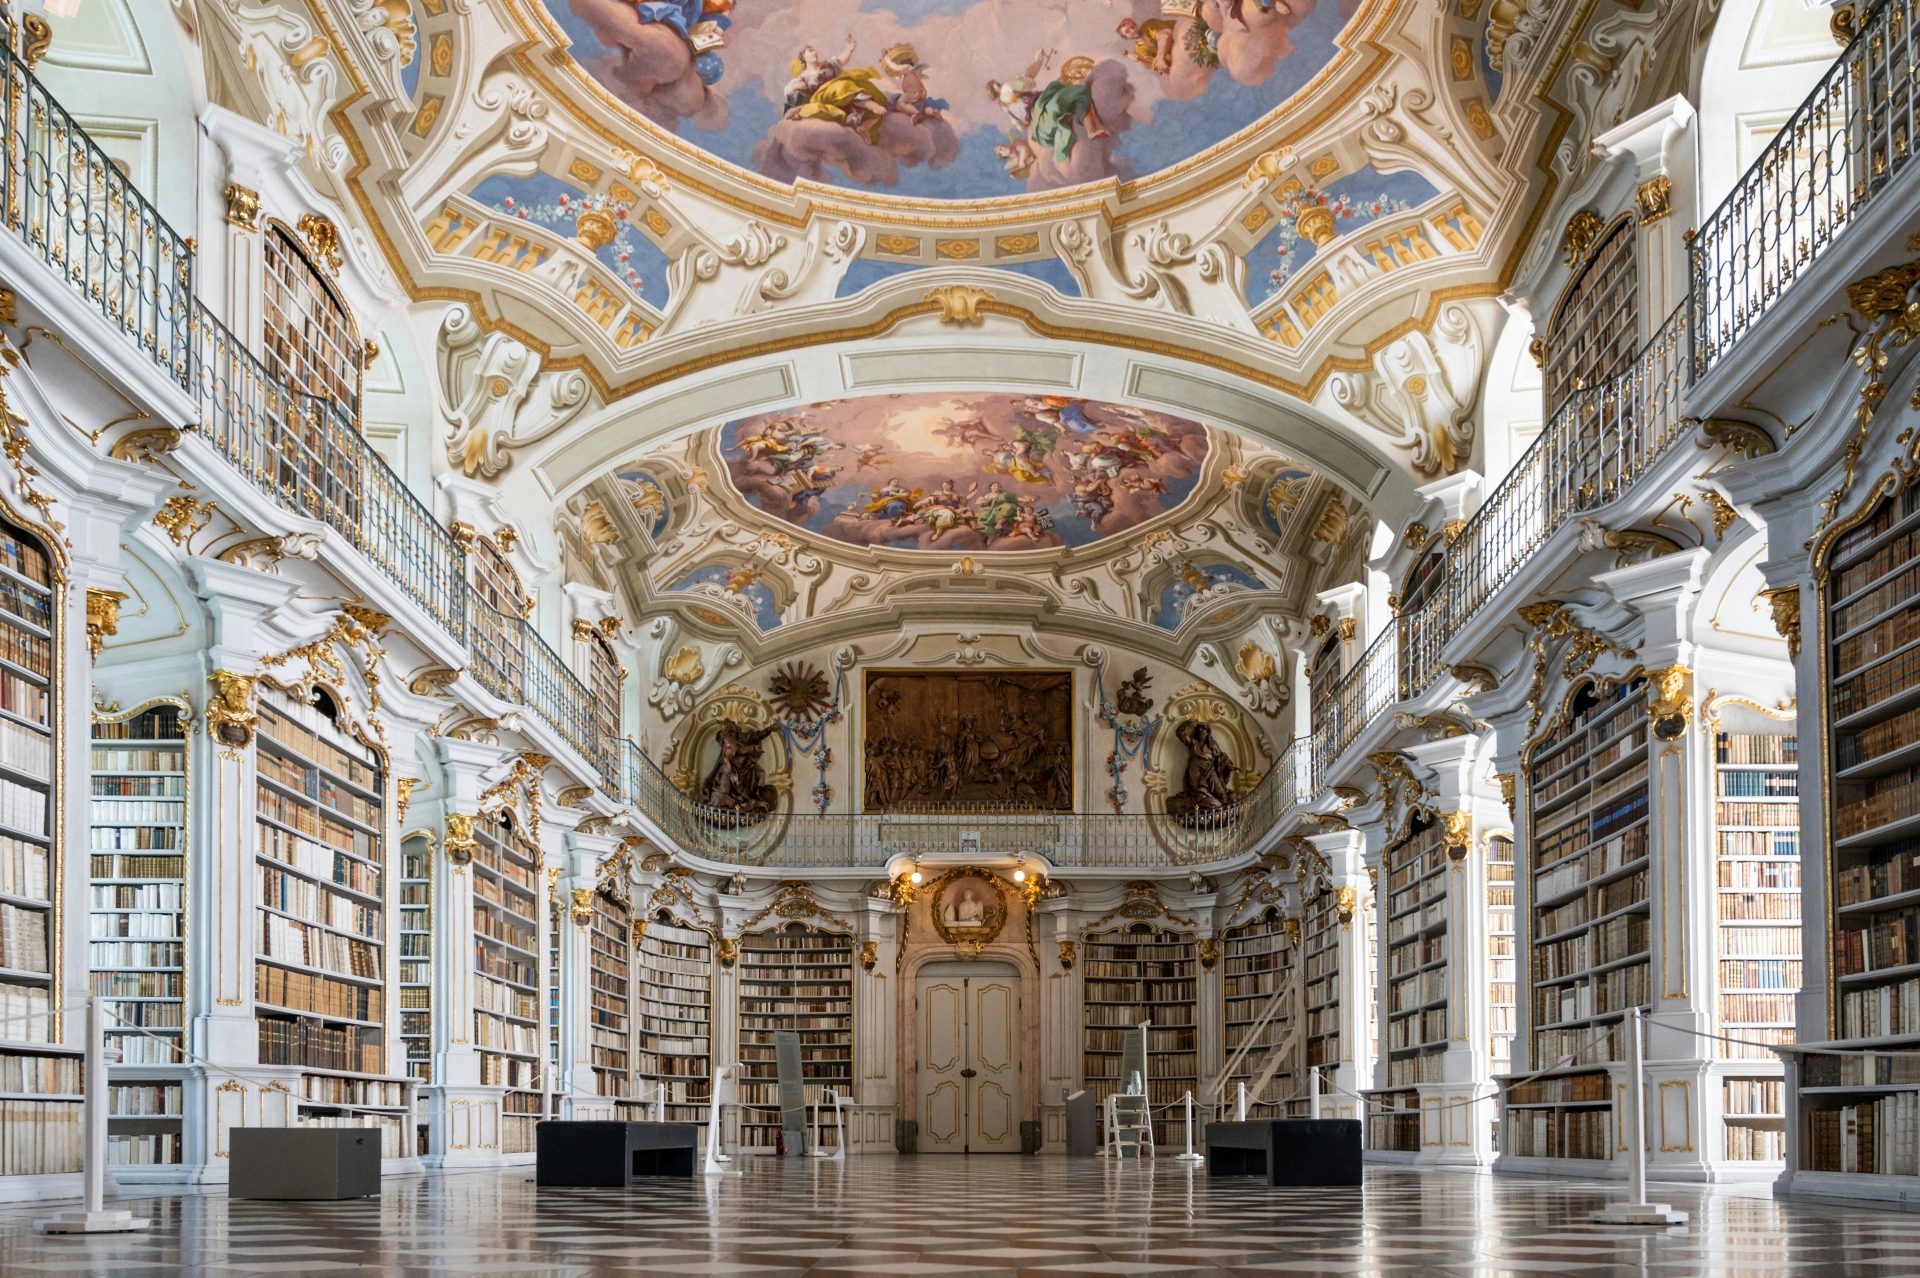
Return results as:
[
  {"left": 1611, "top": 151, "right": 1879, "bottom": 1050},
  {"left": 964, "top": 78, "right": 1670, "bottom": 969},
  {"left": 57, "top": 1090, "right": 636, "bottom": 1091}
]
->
[
  {"left": 470, "top": 810, "right": 543, "bottom": 1152},
  {"left": 1501, "top": 675, "right": 1650, "bottom": 1166},
  {"left": 588, "top": 889, "right": 632, "bottom": 1100},
  {"left": 1714, "top": 728, "right": 1799, "bottom": 1166},
  {"left": 399, "top": 835, "right": 432, "bottom": 1086},
  {"left": 1081, "top": 925, "right": 1197, "bottom": 1147},
  {"left": 1221, "top": 910, "right": 1295, "bottom": 1108},
  {"left": 253, "top": 686, "right": 411, "bottom": 1157},
  {"left": 1302, "top": 887, "right": 1341, "bottom": 1093},
  {"left": 0, "top": 517, "right": 83, "bottom": 1188},
  {"left": 1487, "top": 833, "right": 1516, "bottom": 1150},
  {"left": 1372, "top": 817, "right": 1447, "bottom": 1152},
  {"left": 636, "top": 914, "right": 712, "bottom": 1122},
  {"left": 1792, "top": 474, "right": 1920, "bottom": 1198},
  {"left": 736, "top": 923, "right": 853, "bottom": 1151},
  {"left": 89, "top": 705, "right": 188, "bottom": 1176}
]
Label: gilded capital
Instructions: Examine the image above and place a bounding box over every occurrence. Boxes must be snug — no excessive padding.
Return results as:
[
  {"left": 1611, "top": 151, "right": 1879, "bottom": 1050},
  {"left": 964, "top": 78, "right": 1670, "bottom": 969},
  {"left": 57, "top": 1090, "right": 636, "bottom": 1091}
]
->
[
  {"left": 1439, "top": 810, "right": 1472, "bottom": 861},
  {"left": 569, "top": 887, "right": 594, "bottom": 926},
  {"left": 1334, "top": 885, "right": 1358, "bottom": 925},
  {"left": 84, "top": 588, "right": 126, "bottom": 660},
  {"left": 205, "top": 670, "right": 258, "bottom": 748},
  {"left": 444, "top": 812, "right": 478, "bottom": 865},
  {"left": 223, "top": 183, "right": 260, "bottom": 230},
  {"left": 1057, "top": 939, "right": 1077, "bottom": 971},
  {"left": 1760, "top": 585, "right": 1801, "bottom": 658}
]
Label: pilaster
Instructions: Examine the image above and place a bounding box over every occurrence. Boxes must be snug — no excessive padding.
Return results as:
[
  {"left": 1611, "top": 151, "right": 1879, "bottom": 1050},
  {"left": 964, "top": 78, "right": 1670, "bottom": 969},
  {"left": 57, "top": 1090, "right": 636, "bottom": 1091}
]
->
[
  {"left": 556, "top": 823, "right": 612, "bottom": 1119},
  {"left": 1310, "top": 828, "right": 1372, "bottom": 1118}
]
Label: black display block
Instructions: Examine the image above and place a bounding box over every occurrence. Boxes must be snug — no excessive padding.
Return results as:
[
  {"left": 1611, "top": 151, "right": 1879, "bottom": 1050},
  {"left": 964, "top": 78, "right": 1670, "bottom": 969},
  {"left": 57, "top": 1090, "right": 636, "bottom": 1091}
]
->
[
  {"left": 1205, "top": 1119, "right": 1363, "bottom": 1186},
  {"left": 536, "top": 1120, "right": 700, "bottom": 1186},
  {"left": 230, "top": 1128, "right": 382, "bottom": 1200}
]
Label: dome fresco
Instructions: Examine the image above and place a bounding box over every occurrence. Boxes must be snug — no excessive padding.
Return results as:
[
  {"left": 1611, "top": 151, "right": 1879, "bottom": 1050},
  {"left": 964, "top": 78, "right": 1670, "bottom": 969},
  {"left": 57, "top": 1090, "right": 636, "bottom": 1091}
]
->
[
  {"left": 544, "top": 0, "right": 1360, "bottom": 199},
  {"left": 717, "top": 393, "right": 1214, "bottom": 551}
]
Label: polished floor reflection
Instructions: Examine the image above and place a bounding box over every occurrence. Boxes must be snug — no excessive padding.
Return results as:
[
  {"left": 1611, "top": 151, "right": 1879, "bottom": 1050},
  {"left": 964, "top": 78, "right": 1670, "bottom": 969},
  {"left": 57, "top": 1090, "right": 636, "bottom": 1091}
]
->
[{"left": 0, "top": 1157, "right": 1914, "bottom": 1275}]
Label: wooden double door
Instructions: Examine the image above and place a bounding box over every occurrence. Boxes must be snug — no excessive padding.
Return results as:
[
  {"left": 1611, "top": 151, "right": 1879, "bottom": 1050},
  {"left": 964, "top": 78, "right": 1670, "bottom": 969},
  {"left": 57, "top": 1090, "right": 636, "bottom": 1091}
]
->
[{"left": 915, "top": 962, "right": 1020, "bottom": 1153}]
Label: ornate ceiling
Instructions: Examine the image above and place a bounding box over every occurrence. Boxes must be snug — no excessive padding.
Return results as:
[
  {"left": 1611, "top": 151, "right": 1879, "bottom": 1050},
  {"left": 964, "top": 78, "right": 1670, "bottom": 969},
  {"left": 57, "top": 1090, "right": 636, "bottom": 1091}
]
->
[{"left": 542, "top": 0, "right": 1370, "bottom": 199}]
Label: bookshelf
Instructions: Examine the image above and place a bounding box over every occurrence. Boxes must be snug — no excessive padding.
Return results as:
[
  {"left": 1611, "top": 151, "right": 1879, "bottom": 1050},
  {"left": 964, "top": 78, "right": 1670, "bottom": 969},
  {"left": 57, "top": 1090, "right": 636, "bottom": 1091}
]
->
[
  {"left": 1370, "top": 817, "right": 1447, "bottom": 1151},
  {"left": 588, "top": 889, "right": 632, "bottom": 1099},
  {"left": 1799, "top": 475, "right": 1920, "bottom": 1192},
  {"left": 737, "top": 923, "right": 853, "bottom": 1151},
  {"left": 253, "top": 686, "right": 409, "bottom": 1157},
  {"left": 635, "top": 914, "right": 712, "bottom": 1122},
  {"left": 1487, "top": 833, "right": 1516, "bottom": 1150},
  {"left": 1221, "top": 911, "right": 1295, "bottom": 1108},
  {"left": 89, "top": 705, "right": 187, "bottom": 1174},
  {"left": 1714, "top": 729, "right": 1799, "bottom": 1165},
  {"left": 399, "top": 834, "right": 431, "bottom": 1087},
  {"left": 1303, "top": 888, "right": 1341, "bottom": 1088},
  {"left": 1504, "top": 676, "right": 1650, "bottom": 1162},
  {"left": 1081, "top": 925, "right": 1197, "bottom": 1147},
  {"left": 470, "top": 810, "right": 542, "bottom": 1152},
  {"left": 547, "top": 893, "right": 560, "bottom": 1116},
  {"left": 0, "top": 517, "right": 82, "bottom": 1181}
]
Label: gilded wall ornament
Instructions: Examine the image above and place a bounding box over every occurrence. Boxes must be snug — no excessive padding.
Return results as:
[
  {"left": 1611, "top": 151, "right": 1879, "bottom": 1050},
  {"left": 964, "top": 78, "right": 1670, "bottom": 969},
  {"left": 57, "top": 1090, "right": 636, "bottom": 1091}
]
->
[
  {"left": 1057, "top": 940, "right": 1076, "bottom": 971},
  {"left": 224, "top": 183, "right": 260, "bottom": 230},
  {"left": 1337, "top": 618, "right": 1358, "bottom": 642},
  {"left": 1449, "top": 664, "right": 1498, "bottom": 695},
  {"left": 153, "top": 495, "right": 214, "bottom": 546},
  {"left": 1647, "top": 664, "right": 1693, "bottom": 740},
  {"left": 1198, "top": 937, "right": 1219, "bottom": 970},
  {"left": 444, "top": 812, "right": 478, "bottom": 866},
  {"left": 768, "top": 660, "right": 832, "bottom": 721},
  {"left": 1282, "top": 917, "right": 1301, "bottom": 949},
  {"left": 1440, "top": 810, "right": 1472, "bottom": 861},
  {"left": 717, "top": 937, "right": 738, "bottom": 968},
  {"left": 396, "top": 777, "right": 422, "bottom": 822},
  {"left": 1309, "top": 614, "right": 1331, "bottom": 637},
  {"left": 205, "top": 670, "right": 258, "bottom": 749},
  {"left": 1334, "top": 885, "right": 1358, "bottom": 925},
  {"left": 296, "top": 213, "right": 344, "bottom": 273},
  {"left": 1560, "top": 210, "right": 1604, "bottom": 266},
  {"left": 925, "top": 285, "right": 992, "bottom": 326},
  {"left": 570, "top": 888, "right": 594, "bottom": 926},
  {"left": 1700, "top": 490, "right": 1739, "bottom": 540},
  {"left": 1402, "top": 523, "right": 1429, "bottom": 551},
  {"left": 1698, "top": 418, "right": 1776, "bottom": 459},
  {"left": 1496, "top": 771, "right": 1516, "bottom": 816},
  {"left": 84, "top": 588, "right": 125, "bottom": 659},
  {"left": 1760, "top": 585, "right": 1802, "bottom": 657},
  {"left": 859, "top": 940, "right": 878, "bottom": 973},
  {"left": 1634, "top": 175, "right": 1673, "bottom": 224}
]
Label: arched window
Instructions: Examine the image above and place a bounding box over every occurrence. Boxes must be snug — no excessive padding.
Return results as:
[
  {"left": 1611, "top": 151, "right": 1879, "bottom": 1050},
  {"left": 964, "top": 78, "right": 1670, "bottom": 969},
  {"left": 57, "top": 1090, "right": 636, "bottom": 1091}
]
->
[
  {"left": 1543, "top": 215, "right": 1638, "bottom": 418},
  {"left": 262, "top": 224, "right": 361, "bottom": 414}
]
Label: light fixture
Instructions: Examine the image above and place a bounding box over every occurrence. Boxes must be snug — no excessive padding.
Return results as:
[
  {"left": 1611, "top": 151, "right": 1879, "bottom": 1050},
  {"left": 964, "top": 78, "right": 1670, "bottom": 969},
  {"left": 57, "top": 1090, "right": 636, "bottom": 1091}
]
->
[{"left": 1013, "top": 868, "right": 1026, "bottom": 883}]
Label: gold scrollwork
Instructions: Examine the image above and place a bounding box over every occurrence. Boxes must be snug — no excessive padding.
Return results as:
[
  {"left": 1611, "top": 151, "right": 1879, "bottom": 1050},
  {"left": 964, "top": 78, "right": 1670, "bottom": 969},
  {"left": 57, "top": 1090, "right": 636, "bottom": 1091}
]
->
[
  {"left": 859, "top": 940, "right": 878, "bottom": 973},
  {"left": 1647, "top": 664, "right": 1693, "bottom": 740},
  {"left": 1198, "top": 937, "right": 1219, "bottom": 970},
  {"left": 224, "top": 183, "right": 261, "bottom": 230},
  {"left": 717, "top": 936, "right": 738, "bottom": 968},
  {"left": 1056, "top": 939, "right": 1076, "bottom": 971},
  {"left": 1560, "top": 210, "right": 1604, "bottom": 266},
  {"left": 570, "top": 887, "right": 594, "bottom": 926},
  {"left": 83, "top": 588, "right": 125, "bottom": 659},
  {"left": 1760, "top": 585, "right": 1801, "bottom": 658},
  {"left": 1634, "top": 176, "right": 1673, "bottom": 225},
  {"left": 925, "top": 284, "right": 992, "bottom": 326},
  {"left": 1439, "top": 810, "right": 1472, "bottom": 862},
  {"left": 296, "top": 213, "right": 344, "bottom": 273},
  {"left": 1334, "top": 885, "right": 1358, "bottom": 925}
]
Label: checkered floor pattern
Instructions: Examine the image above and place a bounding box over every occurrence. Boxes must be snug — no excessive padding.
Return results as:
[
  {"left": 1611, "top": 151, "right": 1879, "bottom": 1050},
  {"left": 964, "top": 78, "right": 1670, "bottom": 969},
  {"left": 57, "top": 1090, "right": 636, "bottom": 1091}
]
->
[{"left": 0, "top": 1158, "right": 1915, "bottom": 1275}]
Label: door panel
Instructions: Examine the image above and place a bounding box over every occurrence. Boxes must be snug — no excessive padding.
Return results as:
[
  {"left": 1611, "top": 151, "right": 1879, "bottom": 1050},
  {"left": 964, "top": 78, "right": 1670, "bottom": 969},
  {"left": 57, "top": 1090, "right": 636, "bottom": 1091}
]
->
[{"left": 916, "top": 966, "right": 1022, "bottom": 1153}]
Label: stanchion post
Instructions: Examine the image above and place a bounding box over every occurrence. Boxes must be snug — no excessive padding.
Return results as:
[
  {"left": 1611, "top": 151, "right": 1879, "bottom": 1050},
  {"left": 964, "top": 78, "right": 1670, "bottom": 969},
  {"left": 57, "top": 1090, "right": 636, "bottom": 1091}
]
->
[
  {"left": 703, "top": 1066, "right": 740, "bottom": 1176},
  {"left": 1176, "top": 1090, "right": 1204, "bottom": 1162},
  {"left": 1592, "top": 1008, "right": 1687, "bottom": 1226},
  {"left": 1309, "top": 1066, "right": 1321, "bottom": 1120},
  {"left": 37, "top": 997, "right": 150, "bottom": 1235},
  {"left": 654, "top": 1080, "right": 665, "bottom": 1123},
  {"left": 1235, "top": 1082, "right": 1247, "bottom": 1121}
]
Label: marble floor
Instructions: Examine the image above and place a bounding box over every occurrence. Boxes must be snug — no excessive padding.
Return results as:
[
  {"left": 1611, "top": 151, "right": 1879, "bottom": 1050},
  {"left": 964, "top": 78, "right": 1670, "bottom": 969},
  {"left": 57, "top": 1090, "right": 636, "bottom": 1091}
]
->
[{"left": 0, "top": 1158, "right": 1914, "bottom": 1276}]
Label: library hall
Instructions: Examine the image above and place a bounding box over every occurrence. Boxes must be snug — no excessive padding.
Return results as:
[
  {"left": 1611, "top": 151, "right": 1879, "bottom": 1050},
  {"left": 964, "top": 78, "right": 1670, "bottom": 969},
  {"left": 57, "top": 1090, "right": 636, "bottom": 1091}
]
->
[{"left": 0, "top": 0, "right": 1917, "bottom": 1272}]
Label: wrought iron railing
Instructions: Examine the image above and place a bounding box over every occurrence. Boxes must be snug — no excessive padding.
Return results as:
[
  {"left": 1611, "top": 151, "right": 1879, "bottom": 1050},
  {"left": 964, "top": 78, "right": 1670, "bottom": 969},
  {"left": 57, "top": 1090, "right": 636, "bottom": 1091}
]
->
[
  {"left": 0, "top": 40, "right": 193, "bottom": 385},
  {"left": 619, "top": 735, "right": 1307, "bottom": 868},
  {"left": 192, "top": 303, "right": 465, "bottom": 636},
  {"left": 1691, "top": 0, "right": 1916, "bottom": 378},
  {"left": 1312, "top": 628, "right": 1398, "bottom": 781}
]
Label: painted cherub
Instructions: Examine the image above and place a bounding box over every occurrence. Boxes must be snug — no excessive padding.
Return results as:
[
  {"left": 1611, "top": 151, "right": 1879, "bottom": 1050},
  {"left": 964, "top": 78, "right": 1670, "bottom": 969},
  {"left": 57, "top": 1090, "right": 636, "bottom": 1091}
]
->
[{"left": 880, "top": 43, "right": 946, "bottom": 122}]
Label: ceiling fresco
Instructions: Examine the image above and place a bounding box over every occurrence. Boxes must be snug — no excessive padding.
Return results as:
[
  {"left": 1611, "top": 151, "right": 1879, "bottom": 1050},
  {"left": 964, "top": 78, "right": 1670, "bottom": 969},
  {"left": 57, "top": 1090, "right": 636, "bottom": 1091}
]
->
[
  {"left": 718, "top": 393, "right": 1212, "bottom": 551},
  {"left": 545, "top": 0, "right": 1362, "bottom": 199}
]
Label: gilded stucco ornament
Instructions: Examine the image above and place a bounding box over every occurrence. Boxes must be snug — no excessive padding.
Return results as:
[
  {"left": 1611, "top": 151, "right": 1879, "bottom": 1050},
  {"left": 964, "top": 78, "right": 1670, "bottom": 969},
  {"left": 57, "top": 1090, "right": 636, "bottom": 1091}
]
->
[
  {"left": 1449, "top": 664, "right": 1498, "bottom": 695},
  {"left": 1634, "top": 176, "right": 1673, "bottom": 224},
  {"left": 926, "top": 285, "right": 993, "bottom": 326},
  {"left": 1057, "top": 940, "right": 1076, "bottom": 971},
  {"left": 570, "top": 888, "right": 594, "bottom": 926},
  {"left": 1817, "top": 259, "right": 1920, "bottom": 530},
  {"left": 444, "top": 813, "right": 478, "bottom": 866},
  {"left": 1698, "top": 418, "right": 1776, "bottom": 459},
  {"left": 1496, "top": 771, "right": 1516, "bottom": 816},
  {"left": 1647, "top": 665, "right": 1693, "bottom": 740},
  {"left": 1560, "top": 210, "right": 1605, "bottom": 266},
  {"left": 205, "top": 671, "right": 258, "bottom": 749},
  {"left": 84, "top": 588, "right": 125, "bottom": 659},
  {"left": 859, "top": 940, "right": 878, "bottom": 973},
  {"left": 297, "top": 214, "right": 344, "bottom": 273},
  {"left": 224, "top": 184, "right": 261, "bottom": 230},
  {"left": 396, "top": 777, "right": 422, "bottom": 823},
  {"left": 1440, "top": 810, "right": 1473, "bottom": 861},
  {"left": 1334, "top": 886, "right": 1358, "bottom": 925},
  {"left": 1199, "top": 938, "right": 1219, "bottom": 970},
  {"left": 1760, "top": 585, "right": 1802, "bottom": 658}
]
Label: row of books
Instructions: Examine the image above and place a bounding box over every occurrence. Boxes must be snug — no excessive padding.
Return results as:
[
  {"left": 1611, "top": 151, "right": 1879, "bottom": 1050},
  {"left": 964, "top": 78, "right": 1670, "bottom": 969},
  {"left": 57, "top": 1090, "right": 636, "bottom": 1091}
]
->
[
  {"left": 1534, "top": 826, "right": 1648, "bottom": 900},
  {"left": 1718, "top": 891, "right": 1801, "bottom": 921},
  {"left": 1717, "top": 734, "right": 1799, "bottom": 765},
  {"left": 1721, "top": 958, "right": 1803, "bottom": 989},
  {"left": 1835, "top": 845, "right": 1920, "bottom": 908},
  {"left": 1385, "top": 1050, "right": 1444, "bottom": 1086},
  {"left": 475, "top": 1012, "right": 539, "bottom": 1055},
  {"left": 1387, "top": 1008, "right": 1446, "bottom": 1050},
  {"left": 259, "top": 821, "right": 380, "bottom": 894},
  {"left": 91, "top": 883, "right": 182, "bottom": 910},
  {"left": 1720, "top": 993, "right": 1795, "bottom": 1024},
  {"left": 1387, "top": 899, "right": 1446, "bottom": 943},
  {"left": 0, "top": 1047, "right": 79, "bottom": 1094},
  {"left": 1534, "top": 1020, "right": 1623, "bottom": 1067},
  {"left": 90, "top": 748, "right": 186, "bottom": 774},
  {"left": 475, "top": 946, "right": 535, "bottom": 988},
  {"left": 1724, "top": 1076, "right": 1785, "bottom": 1114},
  {"left": 0, "top": 779, "right": 48, "bottom": 838},
  {"left": 1727, "top": 1126, "right": 1786, "bottom": 1161},
  {"left": 1804, "top": 1095, "right": 1920, "bottom": 1176},
  {"left": 1833, "top": 644, "right": 1920, "bottom": 722},
  {"left": 92, "top": 970, "right": 178, "bottom": 997},
  {"left": 1078, "top": 961, "right": 1195, "bottom": 979},
  {"left": 477, "top": 1053, "right": 539, "bottom": 1089},
  {"left": 93, "top": 826, "right": 182, "bottom": 853},
  {"left": 299, "top": 1074, "right": 406, "bottom": 1106},
  {"left": 1840, "top": 700, "right": 1920, "bottom": 771},
  {"left": 0, "top": 834, "right": 48, "bottom": 900},
  {"left": 1716, "top": 766, "right": 1798, "bottom": 798},
  {"left": 1717, "top": 801, "right": 1800, "bottom": 827},
  {"left": 298, "top": 1115, "right": 407, "bottom": 1158},
  {"left": 1830, "top": 493, "right": 1920, "bottom": 595},
  {"left": 107, "top": 1133, "right": 183, "bottom": 1168},
  {"left": 1087, "top": 1003, "right": 1192, "bottom": 1027},
  {"left": 1085, "top": 1026, "right": 1194, "bottom": 1052},
  {"left": 1719, "top": 924, "right": 1802, "bottom": 957},
  {"left": 1391, "top": 934, "right": 1447, "bottom": 975},
  {"left": 1505, "top": 1108, "right": 1611, "bottom": 1159},
  {"left": 0, "top": 531, "right": 53, "bottom": 584},
  {"left": 1836, "top": 908, "right": 1920, "bottom": 977},
  {"left": 1391, "top": 968, "right": 1446, "bottom": 1012},
  {"left": 1839, "top": 974, "right": 1920, "bottom": 1038},
  {"left": 0, "top": 670, "right": 50, "bottom": 727},
  {"left": 257, "top": 1016, "right": 384, "bottom": 1073},
  {"left": 101, "top": 998, "right": 182, "bottom": 1027},
  {"left": 0, "top": 719, "right": 49, "bottom": 780},
  {"left": 257, "top": 703, "right": 379, "bottom": 792},
  {"left": 1837, "top": 607, "right": 1920, "bottom": 678},
  {"left": 261, "top": 867, "right": 381, "bottom": 937},
  {"left": 473, "top": 971, "right": 537, "bottom": 1021},
  {"left": 260, "top": 914, "right": 380, "bottom": 980},
  {"left": 0, "top": 1100, "right": 83, "bottom": 1174},
  {"left": 1, "top": 902, "right": 50, "bottom": 970},
  {"left": 256, "top": 791, "right": 375, "bottom": 860},
  {"left": 1829, "top": 554, "right": 1920, "bottom": 637},
  {"left": 108, "top": 1083, "right": 182, "bottom": 1116},
  {"left": 256, "top": 962, "right": 384, "bottom": 1022},
  {"left": 1720, "top": 858, "right": 1801, "bottom": 889}
]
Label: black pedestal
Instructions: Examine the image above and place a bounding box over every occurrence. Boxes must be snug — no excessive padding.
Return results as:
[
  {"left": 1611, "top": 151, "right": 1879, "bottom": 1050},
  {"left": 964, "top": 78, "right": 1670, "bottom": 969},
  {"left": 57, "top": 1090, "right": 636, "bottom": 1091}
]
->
[
  {"left": 1205, "top": 1119, "right": 1363, "bottom": 1186},
  {"left": 536, "top": 1120, "right": 700, "bottom": 1187},
  {"left": 230, "top": 1128, "right": 381, "bottom": 1200}
]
